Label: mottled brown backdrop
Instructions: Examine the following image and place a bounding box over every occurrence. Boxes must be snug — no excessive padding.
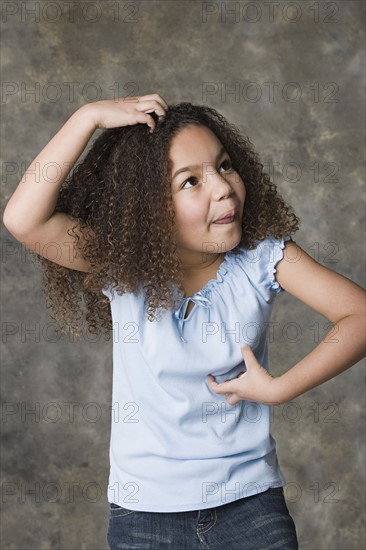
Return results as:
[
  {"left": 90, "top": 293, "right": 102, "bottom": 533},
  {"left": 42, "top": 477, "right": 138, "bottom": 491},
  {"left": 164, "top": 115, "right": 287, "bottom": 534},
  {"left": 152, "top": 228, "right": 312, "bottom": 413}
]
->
[{"left": 1, "top": 1, "right": 365, "bottom": 549}]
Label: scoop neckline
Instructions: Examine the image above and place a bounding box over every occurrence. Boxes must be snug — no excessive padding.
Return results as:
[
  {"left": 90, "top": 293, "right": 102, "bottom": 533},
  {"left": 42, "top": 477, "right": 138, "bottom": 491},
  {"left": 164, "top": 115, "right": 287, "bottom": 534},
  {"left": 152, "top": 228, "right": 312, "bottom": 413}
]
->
[{"left": 180, "top": 248, "right": 236, "bottom": 300}]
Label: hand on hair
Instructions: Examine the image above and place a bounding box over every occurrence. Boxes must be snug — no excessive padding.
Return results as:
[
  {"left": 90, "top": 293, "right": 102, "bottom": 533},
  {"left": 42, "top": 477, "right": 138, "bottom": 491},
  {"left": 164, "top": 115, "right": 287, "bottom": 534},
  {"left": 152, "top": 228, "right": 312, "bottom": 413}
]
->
[{"left": 82, "top": 93, "right": 169, "bottom": 132}]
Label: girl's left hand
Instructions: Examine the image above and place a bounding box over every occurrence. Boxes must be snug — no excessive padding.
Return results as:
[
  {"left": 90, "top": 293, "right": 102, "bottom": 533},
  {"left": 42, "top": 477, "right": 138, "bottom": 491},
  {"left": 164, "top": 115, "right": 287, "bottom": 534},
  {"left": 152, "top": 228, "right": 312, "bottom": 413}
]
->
[{"left": 207, "top": 344, "right": 281, "bottom": 405}]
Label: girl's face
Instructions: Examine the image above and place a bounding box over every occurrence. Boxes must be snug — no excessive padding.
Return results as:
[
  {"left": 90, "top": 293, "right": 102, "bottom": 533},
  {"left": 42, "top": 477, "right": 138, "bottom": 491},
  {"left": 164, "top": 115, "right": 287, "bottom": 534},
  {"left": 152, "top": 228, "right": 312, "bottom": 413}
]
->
[{"left": 169, "top": 124, "right": 246, "bottom": 266}]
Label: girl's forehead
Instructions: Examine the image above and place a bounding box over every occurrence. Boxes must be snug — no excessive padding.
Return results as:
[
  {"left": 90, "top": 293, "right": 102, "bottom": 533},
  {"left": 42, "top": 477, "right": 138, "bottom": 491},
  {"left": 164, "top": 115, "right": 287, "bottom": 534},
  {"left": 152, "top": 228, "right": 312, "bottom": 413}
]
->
[
  {"left": 172, "top": 124, "right": 215, "bottom": 142},
  {"left": 169, "top": 125, "right": 221, "bottom": 157},
  {"left": 169, "top": 126, "right": 225, "bottom": 182}
]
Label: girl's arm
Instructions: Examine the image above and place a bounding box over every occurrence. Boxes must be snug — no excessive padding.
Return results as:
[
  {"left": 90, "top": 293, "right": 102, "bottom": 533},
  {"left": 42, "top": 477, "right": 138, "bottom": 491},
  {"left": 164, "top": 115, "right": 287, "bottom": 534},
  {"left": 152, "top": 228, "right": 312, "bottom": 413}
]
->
[
  {"left": 2, "top": 105, "right": 98, "bottom": 272},
  {"left": 270, "top": 240, "right": 365, "bottom": 403},
  {"left": 3, "top": 94, "right": 169, "bottom": 273},
  {"left": 208, "top": 241, "right": 365, "bottom": 405}
]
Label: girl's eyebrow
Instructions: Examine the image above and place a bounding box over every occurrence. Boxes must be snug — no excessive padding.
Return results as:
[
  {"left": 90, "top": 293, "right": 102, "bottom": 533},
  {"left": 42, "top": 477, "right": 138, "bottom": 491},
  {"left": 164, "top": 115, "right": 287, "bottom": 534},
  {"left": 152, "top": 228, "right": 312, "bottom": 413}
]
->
[{"left": 172, "top": 146, "right": 226, "bottom": 180}]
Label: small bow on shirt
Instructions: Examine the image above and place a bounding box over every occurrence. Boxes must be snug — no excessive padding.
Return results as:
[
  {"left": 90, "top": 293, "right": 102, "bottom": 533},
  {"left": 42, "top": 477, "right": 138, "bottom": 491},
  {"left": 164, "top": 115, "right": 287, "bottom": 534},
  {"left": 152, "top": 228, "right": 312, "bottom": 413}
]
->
[{"left": 174, "top": 291, "right": 212, "bottom": 343}]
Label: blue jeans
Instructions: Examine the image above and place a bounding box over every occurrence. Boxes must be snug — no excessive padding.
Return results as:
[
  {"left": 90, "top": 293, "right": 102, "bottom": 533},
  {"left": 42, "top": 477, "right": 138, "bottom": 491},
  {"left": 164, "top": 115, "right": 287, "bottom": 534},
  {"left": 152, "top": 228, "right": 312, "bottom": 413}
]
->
[{"left": 107, "top": 487, "right": 298, "bottom": 549}]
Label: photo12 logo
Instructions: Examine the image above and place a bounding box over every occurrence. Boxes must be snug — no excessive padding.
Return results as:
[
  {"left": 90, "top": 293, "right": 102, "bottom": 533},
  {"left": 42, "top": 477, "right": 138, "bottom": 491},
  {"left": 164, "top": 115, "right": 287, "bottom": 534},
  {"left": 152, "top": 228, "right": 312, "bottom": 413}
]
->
[
  {"left": 201, "top": 2, "right": 340, "bottom": 24},
  {"left": 201, "top": 81, "right": 340, "bottom": 104},
  {"left": 1, "top": 81, "right": 140, "bottom": 103},
  {"left": 1, "top": 1, "right": 139, "bottom": 24},
  {"left": 201, "top": 480, "right": 340, "bottom": 505}
]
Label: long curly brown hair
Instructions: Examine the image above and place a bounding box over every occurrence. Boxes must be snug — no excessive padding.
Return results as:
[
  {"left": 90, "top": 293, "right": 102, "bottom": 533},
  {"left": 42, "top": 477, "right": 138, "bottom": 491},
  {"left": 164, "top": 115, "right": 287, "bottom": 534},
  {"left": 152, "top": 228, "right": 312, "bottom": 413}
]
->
[{"left": 36, "top": 101, "right": 299, "bottom": 341}]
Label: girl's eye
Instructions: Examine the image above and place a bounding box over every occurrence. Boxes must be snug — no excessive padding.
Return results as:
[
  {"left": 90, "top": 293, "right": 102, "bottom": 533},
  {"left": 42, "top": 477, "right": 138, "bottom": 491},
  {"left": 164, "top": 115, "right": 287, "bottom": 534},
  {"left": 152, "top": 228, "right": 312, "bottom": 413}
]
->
[
  {"left": 181, "top": 176, "right": 198, "bottom": 190},
  {"left": 181, "top": 159, "right": 233, "bottom": 189},
  {"left": 219, "top": 159, "right": 233, "bottom": 172}
]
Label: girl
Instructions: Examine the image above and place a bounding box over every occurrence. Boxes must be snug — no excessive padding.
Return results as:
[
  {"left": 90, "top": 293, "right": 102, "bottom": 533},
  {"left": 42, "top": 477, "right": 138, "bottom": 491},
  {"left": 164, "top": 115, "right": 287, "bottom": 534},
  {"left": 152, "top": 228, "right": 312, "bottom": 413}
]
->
[{"left": 3, "top": 93, "right": 365, "bottom": 550}]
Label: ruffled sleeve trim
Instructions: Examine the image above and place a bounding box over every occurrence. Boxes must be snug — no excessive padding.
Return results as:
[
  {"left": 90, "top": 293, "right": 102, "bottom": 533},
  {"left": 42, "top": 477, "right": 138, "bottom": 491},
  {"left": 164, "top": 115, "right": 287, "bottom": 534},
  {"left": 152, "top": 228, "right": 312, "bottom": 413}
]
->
[{"left": 268, "top": 235, "right": 293, "bottom": 294}]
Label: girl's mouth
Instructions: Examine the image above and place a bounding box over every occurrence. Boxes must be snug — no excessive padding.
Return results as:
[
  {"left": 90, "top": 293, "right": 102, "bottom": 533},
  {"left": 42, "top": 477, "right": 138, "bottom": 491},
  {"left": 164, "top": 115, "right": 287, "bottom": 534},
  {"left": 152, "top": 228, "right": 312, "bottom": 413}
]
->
[{"left": 213, "top": 214, "right": 236, "bottom": 224}]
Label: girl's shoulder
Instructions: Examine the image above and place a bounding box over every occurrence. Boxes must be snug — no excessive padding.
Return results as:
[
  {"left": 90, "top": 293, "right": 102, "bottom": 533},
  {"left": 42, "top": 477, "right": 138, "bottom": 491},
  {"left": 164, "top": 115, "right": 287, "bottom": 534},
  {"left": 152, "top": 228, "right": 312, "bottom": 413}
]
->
[{"left": 228, "top": 235, "right": 293, "bottom": 295}]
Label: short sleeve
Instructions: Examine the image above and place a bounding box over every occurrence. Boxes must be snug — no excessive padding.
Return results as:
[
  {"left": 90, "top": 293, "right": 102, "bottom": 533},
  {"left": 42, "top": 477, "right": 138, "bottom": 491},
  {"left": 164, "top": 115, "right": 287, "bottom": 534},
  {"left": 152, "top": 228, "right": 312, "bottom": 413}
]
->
[{"left": 265, "top": 235, "right": 293, "bottom": 294}]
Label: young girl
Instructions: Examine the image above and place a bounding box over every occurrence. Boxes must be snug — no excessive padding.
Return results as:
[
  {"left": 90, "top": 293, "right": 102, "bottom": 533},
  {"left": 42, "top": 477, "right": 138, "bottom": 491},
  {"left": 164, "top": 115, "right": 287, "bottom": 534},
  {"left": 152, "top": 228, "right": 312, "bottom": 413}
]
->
[{"left": 3, "top": 93, "right": 365, "bottom": 550}]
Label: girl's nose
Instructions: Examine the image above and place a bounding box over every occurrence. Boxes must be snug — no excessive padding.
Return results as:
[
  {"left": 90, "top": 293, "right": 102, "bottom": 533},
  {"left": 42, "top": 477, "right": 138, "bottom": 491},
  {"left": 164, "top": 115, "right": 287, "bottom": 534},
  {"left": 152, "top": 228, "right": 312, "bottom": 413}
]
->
[{"left": 209, "top": 171, "right": 234, "bottom": 200}]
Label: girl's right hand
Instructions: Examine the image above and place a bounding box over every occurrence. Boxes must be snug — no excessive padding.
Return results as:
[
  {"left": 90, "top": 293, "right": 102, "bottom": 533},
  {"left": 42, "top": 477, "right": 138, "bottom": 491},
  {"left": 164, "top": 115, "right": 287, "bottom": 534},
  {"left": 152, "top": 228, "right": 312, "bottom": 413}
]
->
[{"left": 83, "top": 93, "right": 169, "bottom": 133}]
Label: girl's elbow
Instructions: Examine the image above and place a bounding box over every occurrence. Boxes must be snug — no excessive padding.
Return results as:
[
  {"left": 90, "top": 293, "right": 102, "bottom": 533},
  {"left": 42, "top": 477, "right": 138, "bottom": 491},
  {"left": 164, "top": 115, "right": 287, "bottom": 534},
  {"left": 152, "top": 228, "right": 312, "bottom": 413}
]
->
[
  {"left": 3, "top": 212, "right": 31, "bottom": 242},
  {"left": 3, "top": 209, "right": 18, "bottom": 235}
]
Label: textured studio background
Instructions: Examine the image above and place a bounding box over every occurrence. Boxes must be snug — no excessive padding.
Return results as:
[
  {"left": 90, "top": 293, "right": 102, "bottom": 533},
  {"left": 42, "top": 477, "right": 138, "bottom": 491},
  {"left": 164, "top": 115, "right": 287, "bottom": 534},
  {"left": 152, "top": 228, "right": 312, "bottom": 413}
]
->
[{"left": 1, "top": 1, "right": 365, "bottom": 549}]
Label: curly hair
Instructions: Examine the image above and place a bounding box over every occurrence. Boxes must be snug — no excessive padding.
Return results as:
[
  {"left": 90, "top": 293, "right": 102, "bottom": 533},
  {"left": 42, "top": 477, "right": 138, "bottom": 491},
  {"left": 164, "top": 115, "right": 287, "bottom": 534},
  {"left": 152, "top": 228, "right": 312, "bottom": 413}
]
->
[{"left": 36, "top": 101, "right": 299, "bottom": 341}]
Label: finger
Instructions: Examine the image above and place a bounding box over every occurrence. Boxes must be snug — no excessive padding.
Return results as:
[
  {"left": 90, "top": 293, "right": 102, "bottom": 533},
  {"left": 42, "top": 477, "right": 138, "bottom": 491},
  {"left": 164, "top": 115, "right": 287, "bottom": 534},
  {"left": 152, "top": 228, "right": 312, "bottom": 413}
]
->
[
  {"left": 135, "top": 99, "right": 167, "bottom": 118},
  {"left": 117, "top": 96, "right": 141, "bottom": 104},
  {"left": 148, "top": 93, "right": 169, "bottom": 111},
  {"left": 227, "top": 394, "right": 241, "bottom": 405},
  {"left": 134, "top": 111, "right": 156, "bottom": 132},
  {"left": 145, "top": 108, "right": 166, "bottom": 123},
  {"left": 135, "top": 104, "right": 166, "bottom": 119},
  {"left": 207, "top": 375, "right": 241, "bottom": 395},
  {"left": 240, "top": 343, "right": 258, "bottom": 368}
]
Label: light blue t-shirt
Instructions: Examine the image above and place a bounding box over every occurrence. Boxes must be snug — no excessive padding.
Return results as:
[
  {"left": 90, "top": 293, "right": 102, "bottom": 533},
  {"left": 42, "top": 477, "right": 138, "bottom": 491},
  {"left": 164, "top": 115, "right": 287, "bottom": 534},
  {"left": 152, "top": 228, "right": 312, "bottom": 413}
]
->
[{"left": 102, "top": 236, "right": 291, "bottom": 512}]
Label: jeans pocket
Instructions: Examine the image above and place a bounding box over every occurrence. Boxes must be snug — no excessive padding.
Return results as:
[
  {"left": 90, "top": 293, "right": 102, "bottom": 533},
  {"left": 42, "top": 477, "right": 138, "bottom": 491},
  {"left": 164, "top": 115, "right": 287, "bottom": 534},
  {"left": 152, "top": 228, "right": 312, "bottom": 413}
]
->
[{"left": 109, "top": 502, "right": 137, "bottom": 518}]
